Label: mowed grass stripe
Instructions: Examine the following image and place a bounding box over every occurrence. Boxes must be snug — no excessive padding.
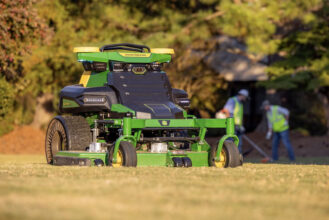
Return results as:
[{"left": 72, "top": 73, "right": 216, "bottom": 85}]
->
[{"left": 0, "top": 155, "right": 328, "bottom": 220}]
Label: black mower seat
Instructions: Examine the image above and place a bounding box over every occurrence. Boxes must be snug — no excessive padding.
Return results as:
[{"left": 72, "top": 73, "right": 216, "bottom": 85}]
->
[{"left": 108, "top": 71, "right": 184, "bottom": 119}]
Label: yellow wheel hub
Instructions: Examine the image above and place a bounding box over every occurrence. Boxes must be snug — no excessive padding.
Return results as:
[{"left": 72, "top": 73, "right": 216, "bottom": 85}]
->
[
  {"left": 112, "top": 150, "right": 123, "bottom": 168},
  {"left": 214, "top": 149, "right": 227, "bottom": 168}
]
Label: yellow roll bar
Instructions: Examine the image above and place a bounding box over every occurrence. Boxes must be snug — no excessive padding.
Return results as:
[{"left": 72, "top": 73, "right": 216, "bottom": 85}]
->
[
  {"left": 150, "top": 48, "right": 175, "bottom": 54},
  {"left": 73, "top": 47, "right": 100, "bottom": 53}
]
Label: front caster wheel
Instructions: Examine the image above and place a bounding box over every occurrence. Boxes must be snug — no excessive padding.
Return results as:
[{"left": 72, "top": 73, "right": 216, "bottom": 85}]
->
[
  {"left": 209, "top": 140, "right": 242, "bottom": 168},
  {"left": 108, "top": 141, "right": 137, "bottom": 167}
]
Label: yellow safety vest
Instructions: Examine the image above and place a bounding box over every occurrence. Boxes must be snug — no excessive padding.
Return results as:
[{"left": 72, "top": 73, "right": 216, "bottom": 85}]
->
[
  {"left": 267, "top": 105, "right": 289, "bottom": 132},
  {"left": 233, "top": 97, "right": 243, "bottom": 127}
]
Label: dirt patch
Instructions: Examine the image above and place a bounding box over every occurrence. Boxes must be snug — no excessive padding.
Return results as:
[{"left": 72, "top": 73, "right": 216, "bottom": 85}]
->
[
  {"left": 0, "top": 126, "right": 45, "bottom": 154},
  {"left": 243, "top": 131, "right": 329, "bottom": 158}
]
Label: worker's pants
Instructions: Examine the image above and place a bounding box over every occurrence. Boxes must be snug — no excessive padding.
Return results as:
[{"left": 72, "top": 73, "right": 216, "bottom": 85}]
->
[{"left": 272, "top": 130, "right": 295, "bottom": 161}]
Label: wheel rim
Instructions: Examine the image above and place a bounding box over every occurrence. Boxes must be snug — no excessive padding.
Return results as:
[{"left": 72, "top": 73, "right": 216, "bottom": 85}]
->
[
  {"left": 214, "top": 149, "right": 227, "bottom": 168},
  {"left": 112, "top": 150, "right": 123, "bottom": 168}
]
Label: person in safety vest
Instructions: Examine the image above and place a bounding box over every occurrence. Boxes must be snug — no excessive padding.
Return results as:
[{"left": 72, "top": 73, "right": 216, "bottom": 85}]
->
[
  {"left": 221, "top": 89, "right": 249, "bottom": 153},
  {"left": 261, "top": 100, "right": 295, "bottom": 161}
]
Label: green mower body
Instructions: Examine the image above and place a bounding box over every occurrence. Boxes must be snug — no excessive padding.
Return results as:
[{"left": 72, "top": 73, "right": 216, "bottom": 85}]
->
[{"left": 45, "top": 43, "right": 242, "bottom": 168}]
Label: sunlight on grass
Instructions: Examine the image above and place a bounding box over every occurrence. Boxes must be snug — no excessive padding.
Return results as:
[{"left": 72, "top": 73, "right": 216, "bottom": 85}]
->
[{"left": 0, "top": 155, "right": 328, "bottom": 220}]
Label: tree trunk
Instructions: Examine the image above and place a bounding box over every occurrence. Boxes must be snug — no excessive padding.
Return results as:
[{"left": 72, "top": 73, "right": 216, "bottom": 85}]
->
[{"left": 31, "top": 93, "right": 54, "bottom": 128}]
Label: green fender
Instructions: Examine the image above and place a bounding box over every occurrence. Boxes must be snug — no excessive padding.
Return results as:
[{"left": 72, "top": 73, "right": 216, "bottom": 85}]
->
[
  {"left": 215, "top": 134, "right": 239, "bottom": 162},
  {"left": 112, "top": 135, "right": 136, "bottom": 163}
]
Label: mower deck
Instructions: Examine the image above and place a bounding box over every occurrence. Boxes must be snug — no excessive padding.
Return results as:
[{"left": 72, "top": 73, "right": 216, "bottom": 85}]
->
[{"left": 54, "top": 150, "right": 209, "bottom": 167}]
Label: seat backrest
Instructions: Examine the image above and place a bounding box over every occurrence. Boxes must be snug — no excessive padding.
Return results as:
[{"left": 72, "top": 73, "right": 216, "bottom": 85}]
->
[{"left": 108, "top": 71, "right": 183, "bottom": 118}]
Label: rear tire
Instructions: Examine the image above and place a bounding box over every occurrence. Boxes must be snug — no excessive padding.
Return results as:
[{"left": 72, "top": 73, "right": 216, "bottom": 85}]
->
[
  {"left": 108, "top": 141, "right": 137, "bottom": 167},
  {"left": 209, "top": 140, "right": 241, "bottom": 168},
  {"left": 45, "top": 116, "right": 92, "bottom": 164},
  {"left": 55, "top": 116, "right": 92, "bottom": 150},
  {"left": 45, "top": 119, "right": 69, "bottom": 164}
]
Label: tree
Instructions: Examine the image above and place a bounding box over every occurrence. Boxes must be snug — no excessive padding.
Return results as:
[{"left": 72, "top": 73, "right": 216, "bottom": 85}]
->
[
  {"left": 1, "top": 0, "right": 328, "bottom": 135},
  {"left": 260, "top": 1, "right": 329, "bottom": 134},
  {"left": 262, "top": 2, "right": 329, "bottom": 95},
  {"left": 0, "top": 0, "right": 48, "bottom": 81},
  {"left": 0, "top": 0, "right": 49, "bottom": 135}
]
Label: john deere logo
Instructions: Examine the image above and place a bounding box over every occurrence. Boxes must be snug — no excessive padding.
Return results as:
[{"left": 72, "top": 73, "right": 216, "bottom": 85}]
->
[{"left": 159, "top": 120, "right": 170, "bottom": 126}]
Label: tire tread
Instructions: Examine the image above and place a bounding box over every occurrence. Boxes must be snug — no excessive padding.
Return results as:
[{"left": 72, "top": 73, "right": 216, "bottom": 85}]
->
[{"left": 61, "top": 116, "right": 92, "bottom": 151}]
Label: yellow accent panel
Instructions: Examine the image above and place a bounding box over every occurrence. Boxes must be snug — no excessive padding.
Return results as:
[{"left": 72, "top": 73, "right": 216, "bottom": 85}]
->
[
  {"left": 73, "top": 47, "right": 100, "bottom": 53},
  {"left": 79, "top": 71, "right": 91, "bottom": 87},
  {"left": 150, "top": 48, "right": 175, "bottom": 54},
  {"left": 119, "top": 52, "right": 151, "bottom": 57}
]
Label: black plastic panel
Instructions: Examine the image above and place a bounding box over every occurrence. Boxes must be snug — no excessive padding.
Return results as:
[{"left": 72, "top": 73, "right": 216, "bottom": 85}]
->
[
  {"left": 59, "top": 85, "right": 118, "bottom": 113},
  {"left": 53, "top": 156, "right": 91, "bottom": 166},
  {"left": 108, "top": 71, "right": 184, "bottom": 119}
]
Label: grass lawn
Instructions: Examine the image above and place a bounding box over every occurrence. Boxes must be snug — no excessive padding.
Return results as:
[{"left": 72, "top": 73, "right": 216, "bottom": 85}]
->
[{"left": 0, "top": 155, "right": 328, "bottom": 220}]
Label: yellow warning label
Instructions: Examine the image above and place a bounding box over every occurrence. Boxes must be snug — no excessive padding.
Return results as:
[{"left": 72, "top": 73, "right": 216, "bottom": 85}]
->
[{"left": 119, "top": 53, "right": 151, "bottom": 57}]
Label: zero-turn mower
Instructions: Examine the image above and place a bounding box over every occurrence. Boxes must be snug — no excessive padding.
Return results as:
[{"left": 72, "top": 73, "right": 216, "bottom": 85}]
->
[{"left": 45, "top": 43, "right": 242, "bottom": 168}]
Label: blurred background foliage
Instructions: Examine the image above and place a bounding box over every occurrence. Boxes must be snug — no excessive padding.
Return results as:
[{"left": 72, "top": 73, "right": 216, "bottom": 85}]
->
[{"left": 0, "top": 0, "right": 328, "bottom": 135}]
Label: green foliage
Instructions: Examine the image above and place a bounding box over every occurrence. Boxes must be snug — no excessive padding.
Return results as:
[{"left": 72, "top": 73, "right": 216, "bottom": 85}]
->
[
  {"left": 0, "top": 0, "right": 328, "bottom": 134},
  {"left": 0, "top": 78, "right": 14, "bottom": 135},
  {"left": 0, "top": 0, "right": 49, "bottom": 129},
  {"left": 0, "top": 78, "right": 14, "bottom": 119},
  {"left": 255, "top": 1, "right": 329, "bottom": 134},
  {"left": 261, "top": 2, "right": 329, "bottom": 91},
  {"left": 0, "top": 0, "right": 48, "bottom": 81}
]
